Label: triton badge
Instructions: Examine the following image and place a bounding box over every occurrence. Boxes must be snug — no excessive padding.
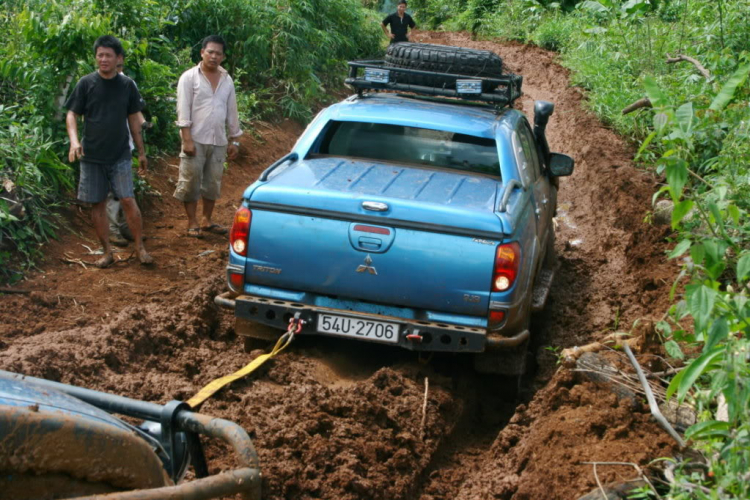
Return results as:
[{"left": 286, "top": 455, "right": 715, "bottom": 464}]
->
[{"left": 356, "top": 254, "right": 378, "bottom": 275}]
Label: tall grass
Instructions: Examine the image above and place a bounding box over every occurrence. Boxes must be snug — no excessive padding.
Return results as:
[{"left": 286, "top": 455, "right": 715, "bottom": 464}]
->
[{"left": 0, "top": 0, "right": 382, "bottom": 282}]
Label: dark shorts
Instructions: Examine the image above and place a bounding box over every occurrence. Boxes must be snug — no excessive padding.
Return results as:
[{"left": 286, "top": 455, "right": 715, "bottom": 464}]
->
[{"left": 78, "top": 157, "right": 134, "bottom": 204}]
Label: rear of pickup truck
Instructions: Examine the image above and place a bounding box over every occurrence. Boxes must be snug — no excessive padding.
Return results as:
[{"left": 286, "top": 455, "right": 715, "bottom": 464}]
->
[{"left": 216, "top": 94, "right": 550, "bottom": 373}]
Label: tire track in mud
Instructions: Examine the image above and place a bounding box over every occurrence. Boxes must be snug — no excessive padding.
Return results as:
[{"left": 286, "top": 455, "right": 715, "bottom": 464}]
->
[{"left": 0, "top": 32, "right": 678, "bottom": 500}]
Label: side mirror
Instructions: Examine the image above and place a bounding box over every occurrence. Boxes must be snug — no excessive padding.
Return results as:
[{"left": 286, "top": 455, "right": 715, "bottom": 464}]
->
[{"left": 549, "top": 153, "right": 574, "bottom": 177}]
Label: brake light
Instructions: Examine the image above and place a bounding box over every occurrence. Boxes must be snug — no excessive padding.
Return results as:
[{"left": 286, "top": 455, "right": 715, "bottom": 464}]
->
[
  {"left": 230, "top": 206, "right": 252, "bottom": 256},
  {"left": 492, "top": 242, "right": 520, "bottom": 292},
  {"left": 488, "top": 310, "right": 506, "bottom": 330}
]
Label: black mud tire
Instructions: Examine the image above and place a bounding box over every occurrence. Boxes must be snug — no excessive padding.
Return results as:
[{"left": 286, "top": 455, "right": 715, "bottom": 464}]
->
[
  {"left": 543, "top": 226, "right": 557, "bottom": 270},
  {"left": 384, "top": 42, "right": 503, "bottom": 91},
  {"left": 473, "top": 337, "right": 529, "bottom": 376}
]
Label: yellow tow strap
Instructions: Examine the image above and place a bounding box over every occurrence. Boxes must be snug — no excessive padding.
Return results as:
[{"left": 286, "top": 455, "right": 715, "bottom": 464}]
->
[{"left": 187, "top": 326, "right": 297, "bottom": 409}]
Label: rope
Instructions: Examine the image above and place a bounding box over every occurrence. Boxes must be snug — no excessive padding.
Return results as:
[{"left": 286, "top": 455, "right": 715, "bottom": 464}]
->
[{"left": 186, "top": 317, "right": 303, "bottom": 408}]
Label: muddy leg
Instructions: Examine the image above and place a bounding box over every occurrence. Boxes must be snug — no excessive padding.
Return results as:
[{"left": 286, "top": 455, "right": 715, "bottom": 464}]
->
[
  {"left": 91, "top": 201, "right": 114, "bottom": 268},
  {"left": 120, "top": 197, "right": 153, "bottom": 265}
]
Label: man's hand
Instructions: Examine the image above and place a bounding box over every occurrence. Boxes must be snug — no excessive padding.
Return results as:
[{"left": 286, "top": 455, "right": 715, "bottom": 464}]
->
[
  {"left": 138, "top": 153, "right": 148, "bottom": 176},
  {"left": 68, "top": 141, "right": 83, "bottom": 163},
  {"left": 228, "top": 142, "right": 239, "bottom": 161},
  {"left": 182, "top": 138, "right": 196, "bottom": 156},
  {"left": 389, "top": 33, "right": 395, "bottom": 39}
]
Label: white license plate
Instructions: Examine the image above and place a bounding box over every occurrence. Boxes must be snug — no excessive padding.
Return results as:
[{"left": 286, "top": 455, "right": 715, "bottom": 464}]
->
[{"left": 317, "top": 314, "right": 400, "bottom": 344}]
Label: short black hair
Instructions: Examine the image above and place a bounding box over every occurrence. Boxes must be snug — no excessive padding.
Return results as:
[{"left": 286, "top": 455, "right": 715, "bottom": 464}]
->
[
  {"left": 93, "top": 35, "right": 124, "bottom": 57},
  {"left": 398, "top": 0, "right": 407, "bottom": 4},
  {"left": 201, "top": 35, "right": 226, "bottom": 52}
]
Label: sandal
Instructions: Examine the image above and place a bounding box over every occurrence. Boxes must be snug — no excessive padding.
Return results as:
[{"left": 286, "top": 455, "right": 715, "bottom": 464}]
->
[
  {"left": 201, "top": 223, "right": 228, "bottom": 235},
  {"left": 187, "top": 227, "right": 203, "bottom": 238}
]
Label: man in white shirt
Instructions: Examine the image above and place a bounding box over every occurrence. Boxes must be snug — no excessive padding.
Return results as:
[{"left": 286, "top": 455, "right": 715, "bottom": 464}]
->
[{"left": 174, "top": 35, "right": 242, "bottom": 238}]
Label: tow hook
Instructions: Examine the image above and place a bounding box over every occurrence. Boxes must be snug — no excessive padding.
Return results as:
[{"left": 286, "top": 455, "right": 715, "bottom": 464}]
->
[{"left": 406, "top": 330, "right": 422, "bottom": 343}]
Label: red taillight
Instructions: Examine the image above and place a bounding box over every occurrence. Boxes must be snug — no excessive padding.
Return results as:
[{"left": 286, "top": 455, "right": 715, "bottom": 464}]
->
[
  {"left": 230, "top": 206, "right": 252, "bottom": 256},
  {"left": 492, "top": 242, "right": 520, "bottom": 292},
  {"left": 488, "top": 310, "right": 506, "bottom": 330}
]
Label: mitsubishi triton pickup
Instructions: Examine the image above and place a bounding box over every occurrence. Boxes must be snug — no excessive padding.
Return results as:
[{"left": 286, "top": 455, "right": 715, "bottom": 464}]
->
[{"left": 215, "top": 44, "right": 574, "bottom": 375}]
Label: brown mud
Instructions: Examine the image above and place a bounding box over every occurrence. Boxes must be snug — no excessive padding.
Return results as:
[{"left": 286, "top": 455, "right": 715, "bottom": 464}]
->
[{"left": 0, "top": 31, "right": 677, "bottom": 499}]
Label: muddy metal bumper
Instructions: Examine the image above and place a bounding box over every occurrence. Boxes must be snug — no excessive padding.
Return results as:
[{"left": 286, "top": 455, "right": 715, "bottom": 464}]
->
[{"left": 215, "top": 292, "right": 529, "bottom": 353}]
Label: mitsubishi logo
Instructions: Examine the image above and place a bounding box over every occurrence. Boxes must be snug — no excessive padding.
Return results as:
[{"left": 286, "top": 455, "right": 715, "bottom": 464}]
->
[{"left": 356, "top": 254, "right": 378, "bottom": 275}]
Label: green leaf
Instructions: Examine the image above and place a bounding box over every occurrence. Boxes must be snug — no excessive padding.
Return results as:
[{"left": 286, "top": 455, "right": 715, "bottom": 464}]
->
[
  {"left": 727, "top": 204, "right": 740, "bottom": 226},
  {"left": 690, "top": 243, "right": 705, "bottom": 266},
  {"left": 738, "top": 253, "right": 750, "bottom": 281},
  {"left": 684, "top": 420, "right": 731, "bottom": 440},
  {"left": 666, "top": 159, "right": 688, "bottom": 201},
  {"left": 686, "top": 284, "right": 717, "bottom": 331},
  {"left": 708, "top": 202, "right": 726, "bottom": 234},
  {"left": 653, "top": 113, "right": 669, "bottom": 135},
  {"left": 664, "top": 340, "right": 684, "bottom": 360},
  {"left": 636, "top": 131, "right": 657, "bottom": 160},
  {"left": 667, "top": 347, "right": 724, "bottom": 401},
  {"left": 643, "top": 75, "right": 668, "bottom": 108},
  {"left": 671, "top": 200, "right": 694, "bottom": 229},
  {"left": 709, "top": 63, "right": 750, "bottom": 111},
  {"left": 705, "top": 318, "right": 728, "bottom": 351},
  {"left": 668, "top": 239, "right": 691, "bottom": 259},
  {"left": 675, "top": 102, "right": 693, "bottom": 135}
]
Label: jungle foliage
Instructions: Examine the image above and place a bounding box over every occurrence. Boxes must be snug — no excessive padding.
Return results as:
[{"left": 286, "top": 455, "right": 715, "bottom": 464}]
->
[
  {"left": 409, "top": 0, "right": 750, "bottom": 497},
  {"left": 0, "top": 0, "right": 382, "bottom": 281}
]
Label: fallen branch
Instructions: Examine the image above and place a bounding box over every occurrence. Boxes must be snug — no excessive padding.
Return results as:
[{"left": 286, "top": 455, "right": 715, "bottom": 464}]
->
[
  {"left": 582, "top": 462, "right": 663, "bottom": 500},
  {"left": 666, "top": 54, "right": 711, "bottom": 79},
  {"left": 0, "top": 288, "right": 32, "bottom": 295},
  {"left": 622, "top": 97, "right": 652, "bottom": 115},
  {"left": 562, "top": 332, "right": 639, "bottom": 365},
  {"left": 623, "top": 344, "right": 686, "bottom": 448},
  {"left": 420, "top": 377, "right": 429, "bottom": 441}
]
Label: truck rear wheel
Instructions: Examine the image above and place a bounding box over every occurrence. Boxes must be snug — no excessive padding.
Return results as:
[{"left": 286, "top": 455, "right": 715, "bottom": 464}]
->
[
  {"left": 473, "top": 338, "right": 529, "bottom": 376},
  {"left": 385, "top": 42, "right": 503, "bottom": 91}
]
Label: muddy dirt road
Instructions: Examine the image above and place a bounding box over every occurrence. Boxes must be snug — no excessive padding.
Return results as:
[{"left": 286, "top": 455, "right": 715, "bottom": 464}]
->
[{"left": 0, "top": 31, "right": 678, "bottom": 499}]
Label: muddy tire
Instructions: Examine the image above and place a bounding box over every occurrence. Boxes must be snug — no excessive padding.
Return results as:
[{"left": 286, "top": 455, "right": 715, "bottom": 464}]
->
[
  {"left": 473, "top": 337, "right": 529, "bottom": 376},
  {"left": 385, "top": 42, "right": 503, "bottom": 91}
]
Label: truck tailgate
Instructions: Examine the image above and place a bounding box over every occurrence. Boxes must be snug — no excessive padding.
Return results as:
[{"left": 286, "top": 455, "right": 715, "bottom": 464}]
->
[{"left": 244, "top": 158, "right": 505, "bottom": 316}]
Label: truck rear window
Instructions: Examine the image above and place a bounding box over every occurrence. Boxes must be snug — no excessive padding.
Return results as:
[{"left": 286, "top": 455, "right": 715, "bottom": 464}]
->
[{"left": 315, "top": 121, "right": 501, "bottom": 177}]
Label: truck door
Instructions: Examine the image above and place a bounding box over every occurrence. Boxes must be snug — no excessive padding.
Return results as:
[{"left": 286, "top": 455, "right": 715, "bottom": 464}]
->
[{"left": 514, "top": 123, "right": 551, "bottom": 253}]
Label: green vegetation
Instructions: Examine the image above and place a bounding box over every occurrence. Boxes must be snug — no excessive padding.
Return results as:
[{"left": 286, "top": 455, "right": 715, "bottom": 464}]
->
[
  {"left": 411, "top": 0, "right": 750, "bottom": 497},
  {"left": 0, "top": 0, "right": 382, "bottom": 282}
]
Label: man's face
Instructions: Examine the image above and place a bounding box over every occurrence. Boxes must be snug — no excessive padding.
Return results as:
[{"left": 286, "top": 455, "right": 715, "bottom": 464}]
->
[
  {"left": 95, "top": 47, "right": 117, "bottom": 73},
  {"left": 200, "top": 42, "right": 225, "bottom": 71},
  {"left": 397, "top": 3, "right": 406, "bottom": 15}
]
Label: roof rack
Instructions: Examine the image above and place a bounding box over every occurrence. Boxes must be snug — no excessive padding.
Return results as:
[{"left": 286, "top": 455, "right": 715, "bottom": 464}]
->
[{"left": 345, "top": 60, "right": 523, "bottom": 107}]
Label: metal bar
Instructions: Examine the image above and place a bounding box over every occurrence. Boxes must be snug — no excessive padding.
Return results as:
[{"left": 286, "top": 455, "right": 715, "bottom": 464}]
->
[
  {"left": 215, "top": 291, "right": 237, "bottom": 310},
  {"left": 258, "top": 152, "right": 299, "bottom": 181},
  {"left": 348, "top": 60, "right": 521, "bottom": 86},
  {"left": 176, "top": 412, "right": 260, "bottom": 471},
  {"left": 623, "top": 344, "right": 686, "bottom": 447},
  {"left": 346, "top": 79, "right": 513, "bottom": 105},
  {"left": 497, "top": 179, "right": 524, "bottom": 213},
  {"left": 76, "top": 468, "right": 261, "bottom": 500},
  {"left": 0, "top": 370, "right": 164, "bottom": 421},
  {"left": 485, "top": 329, "right": 530, "bottom": 349}
]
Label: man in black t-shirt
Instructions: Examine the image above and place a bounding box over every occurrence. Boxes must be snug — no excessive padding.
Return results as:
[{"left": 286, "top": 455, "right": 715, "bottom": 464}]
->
[
  {"left": 382, "top": 0, "right": 416, "bottom": 44},
  {"left": 65, "top": 35, "right": 153, "bottom": 268}
]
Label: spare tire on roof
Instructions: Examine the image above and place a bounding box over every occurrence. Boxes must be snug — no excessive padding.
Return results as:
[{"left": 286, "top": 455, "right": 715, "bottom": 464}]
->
[{"left": 384, "top": 42, "right": 503, "bottom": 91}]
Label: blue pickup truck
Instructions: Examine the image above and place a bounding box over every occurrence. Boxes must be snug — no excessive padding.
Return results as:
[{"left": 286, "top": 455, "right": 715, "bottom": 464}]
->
[{"left": 216, "top": 44, "right": 573, "bottom": 375}]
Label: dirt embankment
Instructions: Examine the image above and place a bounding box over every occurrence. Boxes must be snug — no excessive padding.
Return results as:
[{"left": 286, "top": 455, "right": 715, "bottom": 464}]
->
[{"left": 0, "top": 31, "right": 677, "bottom": 499}]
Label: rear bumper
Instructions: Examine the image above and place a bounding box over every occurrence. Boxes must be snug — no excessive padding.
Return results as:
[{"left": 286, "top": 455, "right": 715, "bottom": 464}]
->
[{"left": 215, "top": 292, "right": 528, "bottom": 353}]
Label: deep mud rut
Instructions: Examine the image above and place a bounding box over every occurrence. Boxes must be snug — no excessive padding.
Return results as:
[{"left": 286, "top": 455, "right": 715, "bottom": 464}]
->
[{"left": 1, "top": 31, "right": 680, "bottom": 499}]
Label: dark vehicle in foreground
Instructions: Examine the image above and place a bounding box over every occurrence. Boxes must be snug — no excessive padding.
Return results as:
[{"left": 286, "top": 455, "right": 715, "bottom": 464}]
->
[
  {"left": 217, "top": 43, "right": 574, "bottom": 375},
  {"left": 0, "top": 370, "right": 261, "bottom": 499}
]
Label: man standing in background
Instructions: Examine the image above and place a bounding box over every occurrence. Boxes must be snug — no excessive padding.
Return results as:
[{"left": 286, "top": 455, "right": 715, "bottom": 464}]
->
[
  {"left": 174, "top": 35, "right": 242, "bottom": 238},
  {"left": 107, "top": 58, "right": 149, "bottom": 248},
  {"left": 382, "top": 1, "right": 416, "bottom": 44},
  {"left": 65, "top": 35, "right": 153, "bottom": 267}
]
